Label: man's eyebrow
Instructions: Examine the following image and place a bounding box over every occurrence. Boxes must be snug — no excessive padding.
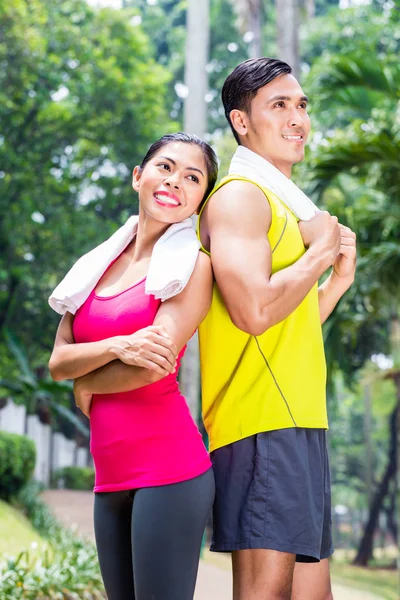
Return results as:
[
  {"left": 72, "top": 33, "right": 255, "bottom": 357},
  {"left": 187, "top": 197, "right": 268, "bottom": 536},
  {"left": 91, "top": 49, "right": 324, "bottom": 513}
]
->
[
  {"left": 268, "top": 95, "right": 309, "bottom": 103},
  {"left": 158, "top": 156, "right": 205, "bottom": 177}
]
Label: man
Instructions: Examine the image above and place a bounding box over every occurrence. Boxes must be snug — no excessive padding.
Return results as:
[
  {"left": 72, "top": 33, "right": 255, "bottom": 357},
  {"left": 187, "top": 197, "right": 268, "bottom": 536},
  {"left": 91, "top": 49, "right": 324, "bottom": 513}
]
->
[{"left": 197, "top": 58, "right": 356, "bottom": 600}]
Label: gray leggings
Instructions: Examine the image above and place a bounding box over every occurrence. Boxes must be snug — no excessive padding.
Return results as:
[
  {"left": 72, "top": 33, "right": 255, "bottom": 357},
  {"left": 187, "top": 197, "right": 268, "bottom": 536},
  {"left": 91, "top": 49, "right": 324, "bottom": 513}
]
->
[{"left": 94, "top": 468, "right": 215, "bottom": 600}]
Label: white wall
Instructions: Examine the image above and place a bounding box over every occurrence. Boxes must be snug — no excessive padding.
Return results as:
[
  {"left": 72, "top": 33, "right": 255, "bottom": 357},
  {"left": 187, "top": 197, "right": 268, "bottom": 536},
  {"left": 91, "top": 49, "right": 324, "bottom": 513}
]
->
[
  {"left": 0, "top": 399, "right": 26, "bottom": 435},
  {"left": 26, "top": 415, "right": 52, "bottom": 486},
  {"left": 0, "top": 399, "right": 90, "bottom": 486}
]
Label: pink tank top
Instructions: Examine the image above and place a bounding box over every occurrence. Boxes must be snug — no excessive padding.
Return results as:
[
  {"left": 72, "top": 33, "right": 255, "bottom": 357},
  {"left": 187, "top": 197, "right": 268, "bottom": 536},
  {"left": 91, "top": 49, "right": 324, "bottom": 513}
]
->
[{"left": 73, "top": 278, "right": 211, "bottom": 492}]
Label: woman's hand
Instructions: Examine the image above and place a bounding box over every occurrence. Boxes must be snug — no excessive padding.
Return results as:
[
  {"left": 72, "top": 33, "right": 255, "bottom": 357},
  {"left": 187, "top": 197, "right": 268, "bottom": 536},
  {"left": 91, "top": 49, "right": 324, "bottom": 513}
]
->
[
  {"left": 333, "top": 224, "right": 357, "bottom": 283},
  {"left": 74, "top": 376, "right": 93, "bottom": 419},
  {"left": 114, "top": 325, "right": 178, "bottom": 375}
]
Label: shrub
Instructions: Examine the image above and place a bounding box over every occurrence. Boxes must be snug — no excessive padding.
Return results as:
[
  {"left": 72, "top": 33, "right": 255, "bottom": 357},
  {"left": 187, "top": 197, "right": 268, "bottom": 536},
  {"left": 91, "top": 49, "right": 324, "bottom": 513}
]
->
[
  {"left": 0, "top": 432, "right": 36, "bottom": 501},
  {"left": 15, "top": 481, "right": 59, "bottom": 538},
  {"left": 0, "top": 538, "right": 106, "bottom": 599},
  {"left": 0, "top": 482, "right": 106, "bottom": 599},
  {"left": 51, "top": 466, "right": 95, "bottom": 490}
]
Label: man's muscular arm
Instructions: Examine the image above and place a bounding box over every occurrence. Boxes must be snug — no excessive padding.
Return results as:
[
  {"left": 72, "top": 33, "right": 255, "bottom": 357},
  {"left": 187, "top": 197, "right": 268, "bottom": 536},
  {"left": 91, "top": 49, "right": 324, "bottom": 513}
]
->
[{"left": 203, "top": 181, "right": 340, "bottom": 336}]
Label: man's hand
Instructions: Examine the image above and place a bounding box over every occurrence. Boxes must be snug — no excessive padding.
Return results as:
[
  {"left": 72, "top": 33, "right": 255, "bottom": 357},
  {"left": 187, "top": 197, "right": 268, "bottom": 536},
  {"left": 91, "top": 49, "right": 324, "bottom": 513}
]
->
[
  {"left": 114, "top": 326, "right": 177, "bottom": 375},
  {"left": 333, "top": 224, "right": 357, "bottom": 283},
  {"left": 318, "top": 225, "right": 357, "bottom": 323},
  {"left": 298, "top": 211, "right": 341, "bottom": 268},
  {"left": 74, "top": 376, "right": 93, "bottom": 419}
]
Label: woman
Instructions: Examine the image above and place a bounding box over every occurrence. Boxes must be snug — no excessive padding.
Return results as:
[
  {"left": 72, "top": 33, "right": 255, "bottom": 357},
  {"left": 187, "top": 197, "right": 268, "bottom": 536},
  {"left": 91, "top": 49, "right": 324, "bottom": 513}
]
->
[{"left": 49, "top": 133, "right": 218, "bottom": 600}]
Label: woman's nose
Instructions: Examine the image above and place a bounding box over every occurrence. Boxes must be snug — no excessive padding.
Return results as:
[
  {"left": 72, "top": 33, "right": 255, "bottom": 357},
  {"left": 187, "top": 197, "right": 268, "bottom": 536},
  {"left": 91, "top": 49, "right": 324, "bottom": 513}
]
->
[{"left": 164, "top": 177, "right": 180, "bottom": 190}]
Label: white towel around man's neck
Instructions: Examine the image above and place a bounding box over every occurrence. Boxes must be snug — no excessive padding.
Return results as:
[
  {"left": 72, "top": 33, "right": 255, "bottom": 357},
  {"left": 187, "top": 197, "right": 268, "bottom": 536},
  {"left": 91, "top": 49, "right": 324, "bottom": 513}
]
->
[
  {"left": 229, "top": 145, "right": 319, "bottom": 221},
  {"left": 48, "top": 215, "right": 200, "bottom": 315}
]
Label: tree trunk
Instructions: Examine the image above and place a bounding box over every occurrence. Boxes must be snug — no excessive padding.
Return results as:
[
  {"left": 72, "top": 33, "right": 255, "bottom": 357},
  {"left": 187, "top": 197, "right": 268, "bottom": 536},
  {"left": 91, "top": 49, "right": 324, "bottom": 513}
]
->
[
  {"left": 0, "top": 272, "right": 19, "bottom": 333},
  {"left": 230, "top": 0, "right": 263, "bottom": 58},
  {"left": 385, "top": 484, "right": 397, "bottom": 544},
  {"left": 276, "top": 0, "right": 300, "bottom": 78},
  {"left": 364, "top": 383, "right": 373, "bottom": 506},
  {"left": 181, "top": 0, "right": 209, "bottom": 420},
  {"left": 353, "top": 397, "right": 398, "bottom": 566},
  {"left": 183, "top": 0, "right": 210, "bottom": 138},
  {"left": 248, "top": 0, "right": 263, "bottom": 58},
  {"left": 305, "top": 0, "right": 315, "bottom": 20}
]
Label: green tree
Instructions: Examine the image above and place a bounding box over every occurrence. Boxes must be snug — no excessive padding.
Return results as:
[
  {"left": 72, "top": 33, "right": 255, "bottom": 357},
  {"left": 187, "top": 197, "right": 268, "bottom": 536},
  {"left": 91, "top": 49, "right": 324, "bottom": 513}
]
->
[
  {"left": 304, "top": 23, "right": 400, "bottom": 562},
  {"left": 0, "top": 0, "right": 174, "bottom": 381}
]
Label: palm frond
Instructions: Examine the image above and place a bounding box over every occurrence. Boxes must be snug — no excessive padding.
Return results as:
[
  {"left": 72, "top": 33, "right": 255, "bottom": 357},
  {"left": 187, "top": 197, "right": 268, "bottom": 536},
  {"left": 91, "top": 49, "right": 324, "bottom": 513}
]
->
[
  {"left": 311, "top": 126, "right": 400, "bottom": 197},
  {"left": 309, "top": 54, "right": 399, "bottom": 104},
  {"left": 50, "top": 400, "right": 90, "bottom": 438},
  {"left": 3, "top": 327, "right": 37, "bottom": 386}
]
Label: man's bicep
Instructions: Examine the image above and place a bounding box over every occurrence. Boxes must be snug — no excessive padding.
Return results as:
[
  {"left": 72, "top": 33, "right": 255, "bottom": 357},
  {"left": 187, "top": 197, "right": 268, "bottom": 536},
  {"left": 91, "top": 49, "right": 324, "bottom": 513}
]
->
[
  {"left": 211, "top": 223, "right": 272, "bottom": 303},
  {"left": 208, "top": 185, "right": 272, "bottom": 320}
]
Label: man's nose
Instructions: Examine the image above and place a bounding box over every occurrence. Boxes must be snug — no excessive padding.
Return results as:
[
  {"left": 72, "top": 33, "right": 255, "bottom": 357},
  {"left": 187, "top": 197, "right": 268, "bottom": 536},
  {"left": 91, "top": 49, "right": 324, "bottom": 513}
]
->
[{"left": 288, "top": 108, "right": 304, "bottom": 127}]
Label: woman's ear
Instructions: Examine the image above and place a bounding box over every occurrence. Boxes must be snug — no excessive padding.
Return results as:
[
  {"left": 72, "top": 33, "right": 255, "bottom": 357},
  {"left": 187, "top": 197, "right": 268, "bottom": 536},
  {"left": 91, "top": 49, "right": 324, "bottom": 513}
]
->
[{"left": 132, "top": 166, "right": 142, "bottom": 192}]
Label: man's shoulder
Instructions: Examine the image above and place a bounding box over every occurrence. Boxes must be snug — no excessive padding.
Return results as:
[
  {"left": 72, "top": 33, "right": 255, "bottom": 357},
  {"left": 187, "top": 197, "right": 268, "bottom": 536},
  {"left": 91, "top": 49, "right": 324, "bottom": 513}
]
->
[
  {"left": 214, "top": 175, "right": 265, "bottom": 196},
  {"left": 207, "top": 176, "right": 268, "bottom": 216}
]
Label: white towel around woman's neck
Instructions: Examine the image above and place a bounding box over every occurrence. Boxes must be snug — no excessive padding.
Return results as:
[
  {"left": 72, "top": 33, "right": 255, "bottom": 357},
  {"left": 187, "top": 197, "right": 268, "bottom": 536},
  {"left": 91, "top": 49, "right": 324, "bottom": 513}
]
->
[
  {"left": 48, "top": 215, "right": 200, "bottom": 315},
  {"left": 229, "top": 145, "right": 319, "bottom": 221}
]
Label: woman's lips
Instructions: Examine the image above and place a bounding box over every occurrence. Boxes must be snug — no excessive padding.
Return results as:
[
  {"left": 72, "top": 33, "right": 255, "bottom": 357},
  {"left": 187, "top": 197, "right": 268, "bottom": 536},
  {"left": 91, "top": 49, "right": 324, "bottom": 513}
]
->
[{"left": 154, "top": 192, "right": 181, "bottom": 207}]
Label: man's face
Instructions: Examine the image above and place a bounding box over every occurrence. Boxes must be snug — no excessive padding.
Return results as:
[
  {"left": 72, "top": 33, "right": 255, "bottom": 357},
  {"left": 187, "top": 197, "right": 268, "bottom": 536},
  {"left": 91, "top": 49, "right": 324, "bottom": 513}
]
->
[{"left": 236, "top": 73, "right": 311, "bottom": 177}]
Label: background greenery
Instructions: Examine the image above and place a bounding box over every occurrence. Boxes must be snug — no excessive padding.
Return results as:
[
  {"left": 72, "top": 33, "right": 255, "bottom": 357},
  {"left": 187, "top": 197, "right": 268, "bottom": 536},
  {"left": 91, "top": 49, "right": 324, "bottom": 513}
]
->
[
  {"left": 0, "top": 432, "right": 36, "bottom": 501},
  {"left": 1, "top": 0, "right": 398, "bottom": 589}
]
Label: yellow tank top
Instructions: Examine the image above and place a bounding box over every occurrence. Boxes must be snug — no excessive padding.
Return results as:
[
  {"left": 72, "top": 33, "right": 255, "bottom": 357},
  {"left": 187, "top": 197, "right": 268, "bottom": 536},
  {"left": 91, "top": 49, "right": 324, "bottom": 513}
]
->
[{"left": 197, "top": 175, "right": 327, "bottom": 452}]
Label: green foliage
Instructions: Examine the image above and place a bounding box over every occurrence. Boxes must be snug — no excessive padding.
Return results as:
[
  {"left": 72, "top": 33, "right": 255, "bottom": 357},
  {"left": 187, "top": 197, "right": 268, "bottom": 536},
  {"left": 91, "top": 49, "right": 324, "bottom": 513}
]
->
[
  {"left": 295, "top": 5, "right": 400, "bottom": 560},
  {"left": 15, "top": 481, "right": 59, "bottom": 538},
  {"left": 52, "top": 466, "right": 95, "bottom": 491},
  {"left": 0, "top": 499, "right": 46, "bottom": 557},
  {"left": 129, "top": 0, "right": 275, "bottom": 131},
  {"left": 0, "top": 532, "right": 105, "bottom": 599},
  {"left": 0, "top": 551, "right": 105, "bottom": 599},
  {"left": 331, "top": 562, "right": 398, "bottom": 600},
  {"left": 0, "top": 433, "right": 36, "bottom": 501},
  {"left": 0, "top": 482, "right": 105, "bottom": 598},
  {"left": 0, "top": 0, "right": 175, "bottom": 384},
  {"left": 302, "top": 4, "right": 399, "bottom": 69},
  {"left": 0, "top": 327, "right": 89, "bottom": 439},
  {"left": 329, "top": 370, "right": 396, "bottom": 507},
  {"left": 298, "top": 4, "right": 400, "bottom": 386}
]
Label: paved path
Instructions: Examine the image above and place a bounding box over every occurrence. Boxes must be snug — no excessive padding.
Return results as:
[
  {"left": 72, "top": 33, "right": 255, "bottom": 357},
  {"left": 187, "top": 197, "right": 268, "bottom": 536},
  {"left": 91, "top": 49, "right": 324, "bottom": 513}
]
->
[{"left": 42, "top": 490, "right": 383, "bottom": 600}]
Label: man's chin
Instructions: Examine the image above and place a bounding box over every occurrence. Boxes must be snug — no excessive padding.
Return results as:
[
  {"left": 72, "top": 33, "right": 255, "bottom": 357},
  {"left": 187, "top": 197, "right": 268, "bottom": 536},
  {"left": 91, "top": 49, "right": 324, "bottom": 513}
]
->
[{"left": 292, "top": 150, "right": 305, "bottom": 165}]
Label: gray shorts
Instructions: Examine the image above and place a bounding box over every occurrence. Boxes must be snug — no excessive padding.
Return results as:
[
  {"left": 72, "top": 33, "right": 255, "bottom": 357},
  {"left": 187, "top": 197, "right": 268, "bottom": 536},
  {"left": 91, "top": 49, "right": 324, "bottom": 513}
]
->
[{"left": 210, "top": 428, "right": 333, "bottom": 562}]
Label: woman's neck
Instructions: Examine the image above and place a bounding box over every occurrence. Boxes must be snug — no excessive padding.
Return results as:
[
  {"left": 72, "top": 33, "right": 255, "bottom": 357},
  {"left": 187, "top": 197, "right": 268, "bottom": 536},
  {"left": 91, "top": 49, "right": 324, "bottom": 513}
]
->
[{"left": 131, "top": 209, "right": 170, "bottom": 262}]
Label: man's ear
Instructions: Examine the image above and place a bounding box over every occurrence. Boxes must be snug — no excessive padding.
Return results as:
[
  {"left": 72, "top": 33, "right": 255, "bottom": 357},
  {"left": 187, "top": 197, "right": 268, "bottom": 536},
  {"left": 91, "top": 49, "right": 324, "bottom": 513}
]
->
[
  {"left": 132, "top": 166, "right": 142, "bottom": 192},
  {"left": 230, "top": 109, "right": 248, "bottom": 137}
]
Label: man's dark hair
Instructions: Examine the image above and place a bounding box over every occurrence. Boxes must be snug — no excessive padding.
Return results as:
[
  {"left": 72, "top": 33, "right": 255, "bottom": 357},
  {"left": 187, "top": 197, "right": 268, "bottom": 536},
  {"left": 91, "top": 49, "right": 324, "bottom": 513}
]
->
[{"left": 222, "top": 57, "right": 292, "bottom": 144}]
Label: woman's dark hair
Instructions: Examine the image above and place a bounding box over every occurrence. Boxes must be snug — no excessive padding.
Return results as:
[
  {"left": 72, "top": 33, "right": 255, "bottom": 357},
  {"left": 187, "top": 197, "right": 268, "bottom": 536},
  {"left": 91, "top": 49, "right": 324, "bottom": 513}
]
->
[
  {"left": 140, "top": 132, "right": 218, "bottom": 201},
  {"left": 222, "top": 57, "right": 292, "bottom": 144}
]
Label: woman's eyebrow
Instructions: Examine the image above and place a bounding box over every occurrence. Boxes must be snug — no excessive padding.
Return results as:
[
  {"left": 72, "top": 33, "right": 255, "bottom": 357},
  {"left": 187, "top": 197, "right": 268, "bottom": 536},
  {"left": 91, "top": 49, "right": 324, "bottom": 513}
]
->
[{"left": 158, "top": 156, "right": 204, "bottom": 177}]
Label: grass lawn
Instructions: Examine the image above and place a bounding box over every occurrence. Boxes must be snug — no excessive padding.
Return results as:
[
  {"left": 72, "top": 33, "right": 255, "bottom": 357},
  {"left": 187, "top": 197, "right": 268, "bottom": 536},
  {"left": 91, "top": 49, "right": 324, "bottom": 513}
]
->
[
  {"left": 331, "top": 561, "right": 398, "bottom": 600},
  {"left": 0, "top": 500, "right": 46, "bottom": 558}
]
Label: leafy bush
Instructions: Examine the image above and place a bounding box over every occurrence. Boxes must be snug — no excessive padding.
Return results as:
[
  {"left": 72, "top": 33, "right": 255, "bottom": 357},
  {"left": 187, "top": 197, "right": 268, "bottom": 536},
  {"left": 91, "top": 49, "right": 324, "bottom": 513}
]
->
[
  {"left": 0, "top": 432, "right": 36, "bottom": 501},
  {"left": 0, "top": 482, "right": 106, "bottom": 599},
  {"left": 52, "top": 466, "right": 95, "bottom": 491},
  {"left": 0, "top": 538, "right": 105, "bottom": 599},
  {"left": 15, "top": 481, "right": 59, "bottom": 539}
]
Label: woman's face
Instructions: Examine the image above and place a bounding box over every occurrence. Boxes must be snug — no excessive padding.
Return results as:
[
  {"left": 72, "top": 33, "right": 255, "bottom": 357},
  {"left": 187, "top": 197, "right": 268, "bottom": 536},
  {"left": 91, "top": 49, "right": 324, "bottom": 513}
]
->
[{"left": 132, "top": 142, "right": 209, "bottom": 225}]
